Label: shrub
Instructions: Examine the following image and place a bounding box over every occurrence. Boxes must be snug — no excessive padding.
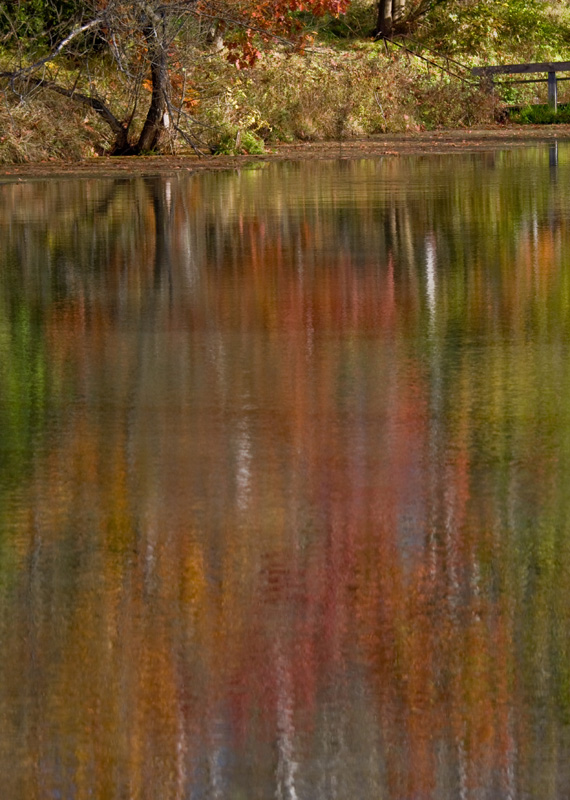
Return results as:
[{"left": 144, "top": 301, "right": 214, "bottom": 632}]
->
[
  {"left": 417, "top": 0, "right": 570, "bottom": 61},
  {"left": 196, "top": 46, "right": 497, "bottom": 145},
  {"left": 212, "top": 128, "right": 266, "bottom": 155},
  {"left": 510, "top": 104, "right": 570, "bottom": 125}
]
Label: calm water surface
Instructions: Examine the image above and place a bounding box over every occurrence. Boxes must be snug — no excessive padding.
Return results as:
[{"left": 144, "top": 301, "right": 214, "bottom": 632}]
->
[{"left": 2, "top": 145, "right": 570, "bottom": 798}]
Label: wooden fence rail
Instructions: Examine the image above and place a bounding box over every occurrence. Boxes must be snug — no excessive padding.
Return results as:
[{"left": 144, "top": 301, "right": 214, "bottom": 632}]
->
[{"left": 472, "top": 62, "right": 570, "bottom": 111}]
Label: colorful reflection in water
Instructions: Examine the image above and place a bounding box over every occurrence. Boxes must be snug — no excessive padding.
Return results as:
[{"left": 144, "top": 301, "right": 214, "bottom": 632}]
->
[{"left": 2, "top": 148, "right": 570, "bottom": 798}]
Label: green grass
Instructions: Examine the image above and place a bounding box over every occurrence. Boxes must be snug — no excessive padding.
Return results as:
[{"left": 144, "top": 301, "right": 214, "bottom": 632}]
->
[
  {"left": 509, "top": 104, "right": 570, "bottom": 124},
  {"left": 212, "top": 129, "right": 266, "bottom": 155}
]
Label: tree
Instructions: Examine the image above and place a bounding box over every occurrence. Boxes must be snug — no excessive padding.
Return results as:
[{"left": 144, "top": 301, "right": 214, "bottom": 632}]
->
[
  {"left": 1, "top": 0, "right": 349, "bottom": 156},
  {"left": 374, "top": 0, "right": 442, "bottom": 39},
  {"left": 0, "top": 0, "right": 83, "bottom": 43},
  {"left": 375, "top": 0, "right": 405, "bottom": 37}
]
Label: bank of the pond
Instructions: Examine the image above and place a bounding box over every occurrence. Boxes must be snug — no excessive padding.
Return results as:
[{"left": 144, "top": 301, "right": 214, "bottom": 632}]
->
[
  {"left": 0, "top": 126, "right": 569, "bottom": 181},
  {"left": 1, "top": 43, "right": 500, "bottom": 166}
]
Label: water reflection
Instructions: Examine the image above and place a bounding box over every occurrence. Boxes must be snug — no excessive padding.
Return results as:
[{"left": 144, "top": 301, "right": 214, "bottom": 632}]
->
[
  {"left": 1, "top": 147, "right": 570, "bottom": 798},
  {"left": 550, "top": 141, "right": 559, "bottom": 169}
]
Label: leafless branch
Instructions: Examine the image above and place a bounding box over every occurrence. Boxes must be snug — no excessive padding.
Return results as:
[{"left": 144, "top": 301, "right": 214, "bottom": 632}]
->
[
  {"left": 0, "top": 73, "right": 125, "bottom": 136},
  {"left": 10, "top": 17, "right": 105, "bottom": 79}
]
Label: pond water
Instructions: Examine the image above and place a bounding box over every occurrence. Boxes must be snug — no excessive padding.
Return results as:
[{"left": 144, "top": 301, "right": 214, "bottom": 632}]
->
[{"left": 2, "top": 144, "right": 570, "bottom": 799}]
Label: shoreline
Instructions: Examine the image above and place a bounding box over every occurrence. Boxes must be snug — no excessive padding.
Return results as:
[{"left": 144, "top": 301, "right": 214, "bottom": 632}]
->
[{"left": 1, "top": 125, "right": 569, "bottom": 181}]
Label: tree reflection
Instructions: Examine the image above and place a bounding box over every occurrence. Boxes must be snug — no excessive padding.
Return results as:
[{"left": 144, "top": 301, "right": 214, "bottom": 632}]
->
[{"left": 1, "top": 149, "right": 570, "bottom": 797}]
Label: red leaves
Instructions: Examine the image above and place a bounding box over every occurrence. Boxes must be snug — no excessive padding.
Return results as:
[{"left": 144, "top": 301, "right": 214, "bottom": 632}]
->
[
  {"left": 220, "top": 0, "right": 350, "bottom": 67},
  {"left": 226, "top": 31, "right": 262, "bottom": 69}
]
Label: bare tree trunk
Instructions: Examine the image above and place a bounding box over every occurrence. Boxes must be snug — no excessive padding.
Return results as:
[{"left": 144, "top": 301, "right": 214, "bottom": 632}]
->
[
  {"left": 376, "top": 0, "right": 393, "bottom": 37},
  {"left": 205, "top": 20, "right": 224, "bottom": 52},
  {"left": 393, "top": 0, "right": 406, "bottom": 25},
  {"left": 136, "top": 16, "right": 171, "bottom": 153},
  {"left": 376, "top": 0, "right": 406, "bottom": 37}
]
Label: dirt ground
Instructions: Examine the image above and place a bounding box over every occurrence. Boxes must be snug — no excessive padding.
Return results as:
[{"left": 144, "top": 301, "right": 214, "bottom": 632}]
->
[{"left": 1, "top": 125, "right": 569, "bottom": 181}]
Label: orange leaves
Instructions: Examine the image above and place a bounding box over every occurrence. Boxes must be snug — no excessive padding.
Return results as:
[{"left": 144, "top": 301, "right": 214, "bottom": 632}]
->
[
  {"left": 227, "top": 36, "right": 262, "bottom": 69},
  {"left": 218, "top": 0, "right": 350, "bottom": 66}
]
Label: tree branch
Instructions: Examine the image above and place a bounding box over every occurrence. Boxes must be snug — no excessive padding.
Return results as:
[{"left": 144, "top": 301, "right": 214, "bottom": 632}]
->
[
  {"left": 9, "top": 17, "right": 104, "bottom": 79},
  {"left": 0, "top": 73, "right": 125, "bottom": 136}
]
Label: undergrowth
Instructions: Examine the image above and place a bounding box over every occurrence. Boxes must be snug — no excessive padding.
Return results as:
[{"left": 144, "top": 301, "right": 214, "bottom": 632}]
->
[
  {"left": 0, "top": 43, "right": 499, "bottom": 164},
  {"left": 193, "top": 45, "right": 497, "bottom": 147},
  {"left": 413, "top": 0, "right": 570, "bottom": 62},
  {"left": 509, "top": 104, "right": 570, "bottom": 125},
  {"left": 0, "top": 90, "right": 107, "bottom": 164}
]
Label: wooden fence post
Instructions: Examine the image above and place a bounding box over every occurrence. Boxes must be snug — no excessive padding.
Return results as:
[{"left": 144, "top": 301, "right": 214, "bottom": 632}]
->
[{"left": 548, "top": 71, "right": 558, "bottom": 112}]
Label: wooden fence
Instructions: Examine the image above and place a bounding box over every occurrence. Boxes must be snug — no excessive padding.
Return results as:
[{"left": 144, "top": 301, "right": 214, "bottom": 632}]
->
[{"left": 472, "top": 62, "right": 570, "bottom": 111}]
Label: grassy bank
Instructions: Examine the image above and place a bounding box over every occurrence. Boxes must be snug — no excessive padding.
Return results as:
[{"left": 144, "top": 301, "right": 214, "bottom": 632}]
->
[{"left": 0, "top": 43, "right": 498, "bottom": 164}]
